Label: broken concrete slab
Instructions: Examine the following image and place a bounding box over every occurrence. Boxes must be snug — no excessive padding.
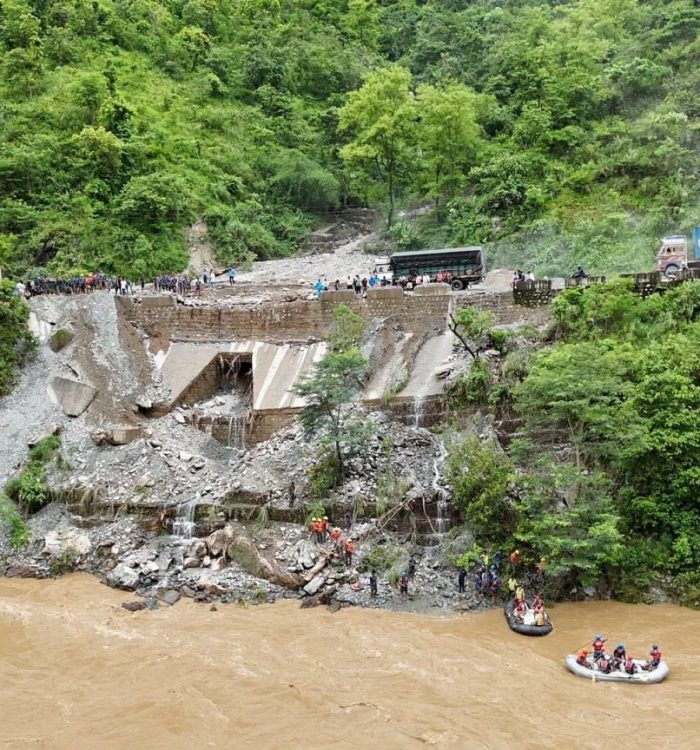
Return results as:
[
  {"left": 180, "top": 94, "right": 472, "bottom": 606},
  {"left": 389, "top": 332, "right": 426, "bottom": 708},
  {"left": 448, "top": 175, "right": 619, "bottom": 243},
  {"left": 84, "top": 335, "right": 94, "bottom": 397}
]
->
[{"left": 48, "top": 376, "right": 98, "bottom": 417}]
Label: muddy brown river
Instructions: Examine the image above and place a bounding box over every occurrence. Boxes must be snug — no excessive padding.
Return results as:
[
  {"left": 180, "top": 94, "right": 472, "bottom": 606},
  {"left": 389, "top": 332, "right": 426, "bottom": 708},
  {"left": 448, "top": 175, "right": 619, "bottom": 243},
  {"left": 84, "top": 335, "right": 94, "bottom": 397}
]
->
[{"left": 1, "top": 575, "right": 699, "bottom": 749}]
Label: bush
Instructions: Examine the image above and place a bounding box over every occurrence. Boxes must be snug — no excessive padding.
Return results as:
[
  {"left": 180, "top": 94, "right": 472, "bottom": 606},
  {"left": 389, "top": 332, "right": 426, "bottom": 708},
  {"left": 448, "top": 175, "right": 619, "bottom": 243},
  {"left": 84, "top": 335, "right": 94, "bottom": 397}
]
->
[
  {"left": 0, "top": 493, "right": 29, "bottom": 551},
  {"left": 307, "top": 452, "right": 341, "bottom": 499},
  {"left": 360, "top": 540, "right": 403, "bottom": 573}
]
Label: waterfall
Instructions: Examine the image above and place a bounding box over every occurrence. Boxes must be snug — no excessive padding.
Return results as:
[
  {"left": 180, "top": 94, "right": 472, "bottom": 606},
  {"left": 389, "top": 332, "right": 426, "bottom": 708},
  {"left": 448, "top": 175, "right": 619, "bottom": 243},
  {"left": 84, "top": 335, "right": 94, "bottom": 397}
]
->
[
  {"left": 172, "top": 500, "right": 196, "bottom": 539},
  {"left": 227, "top": 414, "right": 246, "bottom": 449},
  {"left": 413, "top": 394, "right": 425, "bottom": 428},
  {"left": 426, "top": 440, "right": 450, "bottom": 544}
]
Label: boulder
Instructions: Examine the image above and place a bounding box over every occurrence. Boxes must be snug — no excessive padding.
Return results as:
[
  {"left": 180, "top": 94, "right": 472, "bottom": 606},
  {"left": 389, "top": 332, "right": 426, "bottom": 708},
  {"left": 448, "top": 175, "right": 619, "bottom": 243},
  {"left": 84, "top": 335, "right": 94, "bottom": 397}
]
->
[
  {"left": 303, "top": 573, "right": 326, "bottom": 596},
  {"left": 48, "top": 328, "right": 74, "bottom": 353},
  {"left": 122, "top": 600, "right": 147, "bottom": 612},
  {"left": 43, "top": 530, "right": 92, "bottom": 557},
  {"left": 108, "top": 563, "right": 141, "bottom": 590},
  {"left": 48, "top": 376, "right": 98, "bottom": 417},
  {"left": 226, "top": 536, "right": 303, "bottom": 589},
  {"left": 206, "top": 524, "right": 234, "bottom": 557},
  {"left": 155, "top": 589, "right": 181, "bottom": 606},
  {"left": 5, "top": 564, "right": 40, "bottom": 578}
]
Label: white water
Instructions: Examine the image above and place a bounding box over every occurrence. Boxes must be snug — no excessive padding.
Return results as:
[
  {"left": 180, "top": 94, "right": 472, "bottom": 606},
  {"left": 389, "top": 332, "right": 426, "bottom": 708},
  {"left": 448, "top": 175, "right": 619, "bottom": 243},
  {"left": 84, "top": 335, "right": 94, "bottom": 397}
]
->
[
  {"left": 172, "top": 500, "right": 196, "bottom": 539},
  {"left": 227, "top": 413, "right": 247, "bottom": 449}
]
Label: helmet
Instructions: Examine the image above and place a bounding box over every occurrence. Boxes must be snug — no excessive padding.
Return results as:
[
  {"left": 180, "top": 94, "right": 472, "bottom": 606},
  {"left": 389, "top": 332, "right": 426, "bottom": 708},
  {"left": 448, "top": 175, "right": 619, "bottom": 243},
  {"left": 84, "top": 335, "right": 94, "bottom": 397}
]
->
[
  {"left": 595, "top": 634, "right": 601, "bottom": 640},
  {"left": 652, "top": 644, "right": 658, "bottom": 649},
  {"left": 616, "top": 643, "right": 624, "bottom": 649},
  {"left": 323, "top": 516, "right": 328, "bottom": 520}
]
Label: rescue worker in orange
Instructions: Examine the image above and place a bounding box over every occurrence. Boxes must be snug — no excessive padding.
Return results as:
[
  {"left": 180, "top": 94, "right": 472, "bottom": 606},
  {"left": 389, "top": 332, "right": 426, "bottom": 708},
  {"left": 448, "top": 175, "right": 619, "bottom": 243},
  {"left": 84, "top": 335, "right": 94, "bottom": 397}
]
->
[
  {"left": 330, "top": 527, "right": 341, "bottom": 546},
  {"left": 320, "top": 516, "right": 329, "bottom": 542},
  {"left": 576, "top": 649, "right": 591, "bottom": 668},
  {"left": 344, "top": 539, "right": 354, "bottom": 566}
]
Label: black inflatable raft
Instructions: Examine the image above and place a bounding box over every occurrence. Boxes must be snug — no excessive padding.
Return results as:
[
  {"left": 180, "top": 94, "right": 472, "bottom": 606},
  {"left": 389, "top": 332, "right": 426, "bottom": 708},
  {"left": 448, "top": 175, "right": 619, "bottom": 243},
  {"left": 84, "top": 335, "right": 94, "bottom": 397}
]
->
[{"left": 504, "top": 599, "right": 553, "bottom": 636}]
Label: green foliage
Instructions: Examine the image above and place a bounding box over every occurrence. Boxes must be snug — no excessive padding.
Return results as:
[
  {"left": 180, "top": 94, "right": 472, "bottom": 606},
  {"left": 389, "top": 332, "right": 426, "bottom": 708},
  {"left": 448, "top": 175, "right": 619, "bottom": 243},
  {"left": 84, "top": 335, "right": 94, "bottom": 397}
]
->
[
  {"left": 304, "top": 499, "right": 327, "bottom": 526},
  {"left": 0, "top": 493, "right": 29, "bottom": 551},
  {"left": 447, "top": 359, "right": 492, "bottom": 408},
  {"left": 328, "top": 304, "right": 366, "bottom": 352},
  {"left": 294, "top": 348, "right": 370, "bottom": 479},
  {"left": 360, "top": 540, "right": 402, "bottom": 573},
  {"left": 307, "top": 452, "right": 340, "bottom": 499},
  {"left": 0, "top": 280, "right": 36, "bottom": 396},
  {"left": 49, "top": 549, "right": 78, "bottom": 577},
  {"left": 510, "top": 282, "right": 700, "bottom": 596},
  {"left": 446, "top": 435, "right": 515, "bottom": 544},
  {"left": 449, "top": 307, "right": 497, "bottom": 359},
  {"left": 5, "top": 435, "right": 62, "bottom": 513},
  {"left": 3, "top": 1, "right": 700, "bottom": 276},
  {"left": 28, "top": 435, "right": 60, "bottom": 464}
]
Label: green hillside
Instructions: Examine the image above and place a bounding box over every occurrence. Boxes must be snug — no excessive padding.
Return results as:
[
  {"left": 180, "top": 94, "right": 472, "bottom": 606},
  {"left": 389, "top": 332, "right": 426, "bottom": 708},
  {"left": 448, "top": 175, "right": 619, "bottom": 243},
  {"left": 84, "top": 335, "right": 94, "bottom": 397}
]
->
[{"left": 2, "top": 0, "right": 700, "bottom": 277}]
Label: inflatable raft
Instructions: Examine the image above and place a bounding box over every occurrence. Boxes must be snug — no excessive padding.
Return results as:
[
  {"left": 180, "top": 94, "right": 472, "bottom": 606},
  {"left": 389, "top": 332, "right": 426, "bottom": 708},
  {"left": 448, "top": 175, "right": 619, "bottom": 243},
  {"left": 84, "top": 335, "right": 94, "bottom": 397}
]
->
[
  {"left": 565, "top": 655, "right": 669, "bottom": 684},
  {"left": 504, "top": 599, "right": 553, "bottom": 636}
]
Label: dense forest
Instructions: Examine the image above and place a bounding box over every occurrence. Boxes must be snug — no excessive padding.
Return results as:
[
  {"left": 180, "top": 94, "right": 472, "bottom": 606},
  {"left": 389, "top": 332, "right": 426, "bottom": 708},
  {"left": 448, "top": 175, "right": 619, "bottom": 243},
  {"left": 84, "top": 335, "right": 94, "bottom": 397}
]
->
[
  {"left": 445, "top": 280, "right": 700, "bottom": 605},
  {"left": 2, "top": 0, "right": 700, "bottom": 278}
]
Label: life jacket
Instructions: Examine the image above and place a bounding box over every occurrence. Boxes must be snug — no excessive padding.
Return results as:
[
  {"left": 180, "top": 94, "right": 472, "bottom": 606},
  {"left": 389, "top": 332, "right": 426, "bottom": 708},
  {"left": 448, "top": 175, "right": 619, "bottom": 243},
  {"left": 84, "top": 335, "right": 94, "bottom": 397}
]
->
[
  {"left": 576, "top": 649, "right": 588, "bottom": 665},
  {"left": 624, "top": 659, "right": 635, "bottom": 674},
  {"left": 598, "top": 658, "right": 610, "bottom": 673},
  {"left": 593, "top": 639, "right": 605, "bottom": 653},
  {"left": 650, "top": 649, "right": 662, "bottom": 662},
  {"left": 330, "top": 529, "right": 340, "bottom": 541},
  {"left": 345, "top": 541, "right": 354, "bottom": 553}
]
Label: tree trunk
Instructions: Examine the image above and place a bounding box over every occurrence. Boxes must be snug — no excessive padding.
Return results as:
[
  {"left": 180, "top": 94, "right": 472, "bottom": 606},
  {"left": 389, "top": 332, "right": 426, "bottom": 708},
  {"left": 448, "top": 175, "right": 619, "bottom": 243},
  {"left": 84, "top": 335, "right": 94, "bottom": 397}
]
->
[{"left": 387, "top": 170, "right": 395, "bottom": 228}]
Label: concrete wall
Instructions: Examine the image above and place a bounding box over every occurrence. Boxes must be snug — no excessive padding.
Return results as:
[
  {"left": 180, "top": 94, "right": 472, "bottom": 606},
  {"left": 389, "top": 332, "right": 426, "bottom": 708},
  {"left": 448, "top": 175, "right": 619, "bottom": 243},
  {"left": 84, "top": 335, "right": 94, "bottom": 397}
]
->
[
  {"left": 453, "top": 292, "right": 553, "bottom": 327},
  {"left": 118, "top": 291, "right": 452, "bottom": 344}
]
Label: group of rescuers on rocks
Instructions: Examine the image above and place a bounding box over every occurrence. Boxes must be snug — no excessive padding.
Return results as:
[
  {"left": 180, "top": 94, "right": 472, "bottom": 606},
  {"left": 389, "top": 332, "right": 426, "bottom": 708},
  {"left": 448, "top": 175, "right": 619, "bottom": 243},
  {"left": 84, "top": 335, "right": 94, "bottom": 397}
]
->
[
  {"left": 576, "top": 637, "right": 663, "bottom": 674},
  {"left": 308, "top": 519, "right": 546, "bottom": 607},
  {"left": 307, "top": 514, "right": 418, "bottom": 600}
]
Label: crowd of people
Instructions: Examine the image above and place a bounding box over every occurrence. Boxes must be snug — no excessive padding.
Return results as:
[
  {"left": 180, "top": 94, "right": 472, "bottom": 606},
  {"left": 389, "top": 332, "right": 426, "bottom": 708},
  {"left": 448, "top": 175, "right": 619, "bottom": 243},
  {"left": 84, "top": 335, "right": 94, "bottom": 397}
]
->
[
  {"left": 313, "top": 272, "right": 447, "bottom": 298},
  {"left": 11, "top": 267, "right": 226, "bottom": 300},
  {"left": 576, "top": 637, "right": 663, "bottom": 674}
]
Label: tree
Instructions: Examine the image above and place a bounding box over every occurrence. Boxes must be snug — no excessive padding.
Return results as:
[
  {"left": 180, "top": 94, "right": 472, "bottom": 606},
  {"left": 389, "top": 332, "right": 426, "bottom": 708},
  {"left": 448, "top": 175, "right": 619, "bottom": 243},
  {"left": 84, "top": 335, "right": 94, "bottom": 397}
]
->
[
  {"left": 328, "top": 303, "right": 365, "bottom": 352},
  {"left": 293, "top": 349, "right": 369, "bottom": 481},
  {"left": 338, "top": 65, "right": 416, "bottom": 227},
  {"left": 515, "top": 463, "right": 622, "bottom": 592},
  {"left": 0, "top": 279, "right": 36, "bottom": 396},
  {"left": 446, "top": 435, "right": 516, "bottom": 543},
  {"left": 448, "top": 307, "right": 497, "bottom": 359},
  {"left": 416, "top": 82, "right": 483, "bottom": 209}
]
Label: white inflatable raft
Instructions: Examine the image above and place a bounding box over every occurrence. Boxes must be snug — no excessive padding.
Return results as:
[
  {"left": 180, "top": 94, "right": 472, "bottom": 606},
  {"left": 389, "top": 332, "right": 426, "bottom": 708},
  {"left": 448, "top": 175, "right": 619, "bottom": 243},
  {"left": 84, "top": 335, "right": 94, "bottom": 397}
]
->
[{"left": 565, "top": 655, "right": 669, "bottom": 684}]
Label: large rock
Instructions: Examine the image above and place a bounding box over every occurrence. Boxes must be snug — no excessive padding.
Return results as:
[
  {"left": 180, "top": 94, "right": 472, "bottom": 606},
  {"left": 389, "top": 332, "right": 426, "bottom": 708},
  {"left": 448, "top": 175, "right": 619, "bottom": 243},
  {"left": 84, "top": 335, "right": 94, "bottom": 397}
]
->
[
  {"left": 226, "top": 536, "right": 303, "bottom": 589},
  {"left": 48, "top": 328, "right": 75, "bottom": 352},
  {"left": 43, "top": 530, "right": 92, "bottom": 558},
  {"left": 206, "top": 524, "right": 234, "bottom": 557},
  {"left": 48, "top": 376, "right": 98, "bottom": 417},
  {"left": 108, "top": 563, "right": 141, "bottom": 590},
  {"left": 303, "top": 573, "right": 326, "bottom": 596}
]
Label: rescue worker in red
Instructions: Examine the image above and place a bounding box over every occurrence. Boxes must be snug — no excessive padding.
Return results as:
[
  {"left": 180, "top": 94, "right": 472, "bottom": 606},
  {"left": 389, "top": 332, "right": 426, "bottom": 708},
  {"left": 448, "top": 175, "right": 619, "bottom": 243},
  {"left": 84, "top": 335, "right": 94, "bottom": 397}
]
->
[
  {"left": 597, "top": 653, "right": 613, "bottom": 674},
  {"left": 576, "top": 649, "right": 591, "bottom": 668},
  {"left": 330, "top": 527, "right": 341, "bottom": 545},
  {"left": 623, "top": 655, "right": 637, "bottom": 676},
  {"left": 514, "top": 598, "right": 526, "bottom": 620},
  {"left": 320, "top": 516, "right": 329, "bottom": 542},
  {"left": 509, "top": 549, "right": 521, "bottom": 573},
  {"left": 644, "top": 644, "right": 662, "bottom": 670},
  {"left": 344, "top": 539, "right": 354, "bottom": 566},
  {"left": 592, "top": 634, "right": 606, "bottom": 662},
  {"left": 532, "top": 593, "right": 543, "bottom": 613}
]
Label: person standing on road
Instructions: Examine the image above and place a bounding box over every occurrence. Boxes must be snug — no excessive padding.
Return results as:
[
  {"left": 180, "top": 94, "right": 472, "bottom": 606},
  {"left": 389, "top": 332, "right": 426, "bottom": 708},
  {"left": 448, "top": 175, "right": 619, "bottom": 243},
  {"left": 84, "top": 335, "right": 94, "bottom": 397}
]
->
[{"left": 228, "top": 267, "right": 236, "bottom": 285}]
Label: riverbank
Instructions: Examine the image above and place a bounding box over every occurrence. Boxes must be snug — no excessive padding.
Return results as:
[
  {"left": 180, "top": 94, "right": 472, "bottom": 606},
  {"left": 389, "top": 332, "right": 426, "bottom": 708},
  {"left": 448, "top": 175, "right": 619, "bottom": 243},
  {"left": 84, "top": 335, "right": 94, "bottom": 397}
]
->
[{"left": 1, "top": 574, "right": 698, "bottom": 750}]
